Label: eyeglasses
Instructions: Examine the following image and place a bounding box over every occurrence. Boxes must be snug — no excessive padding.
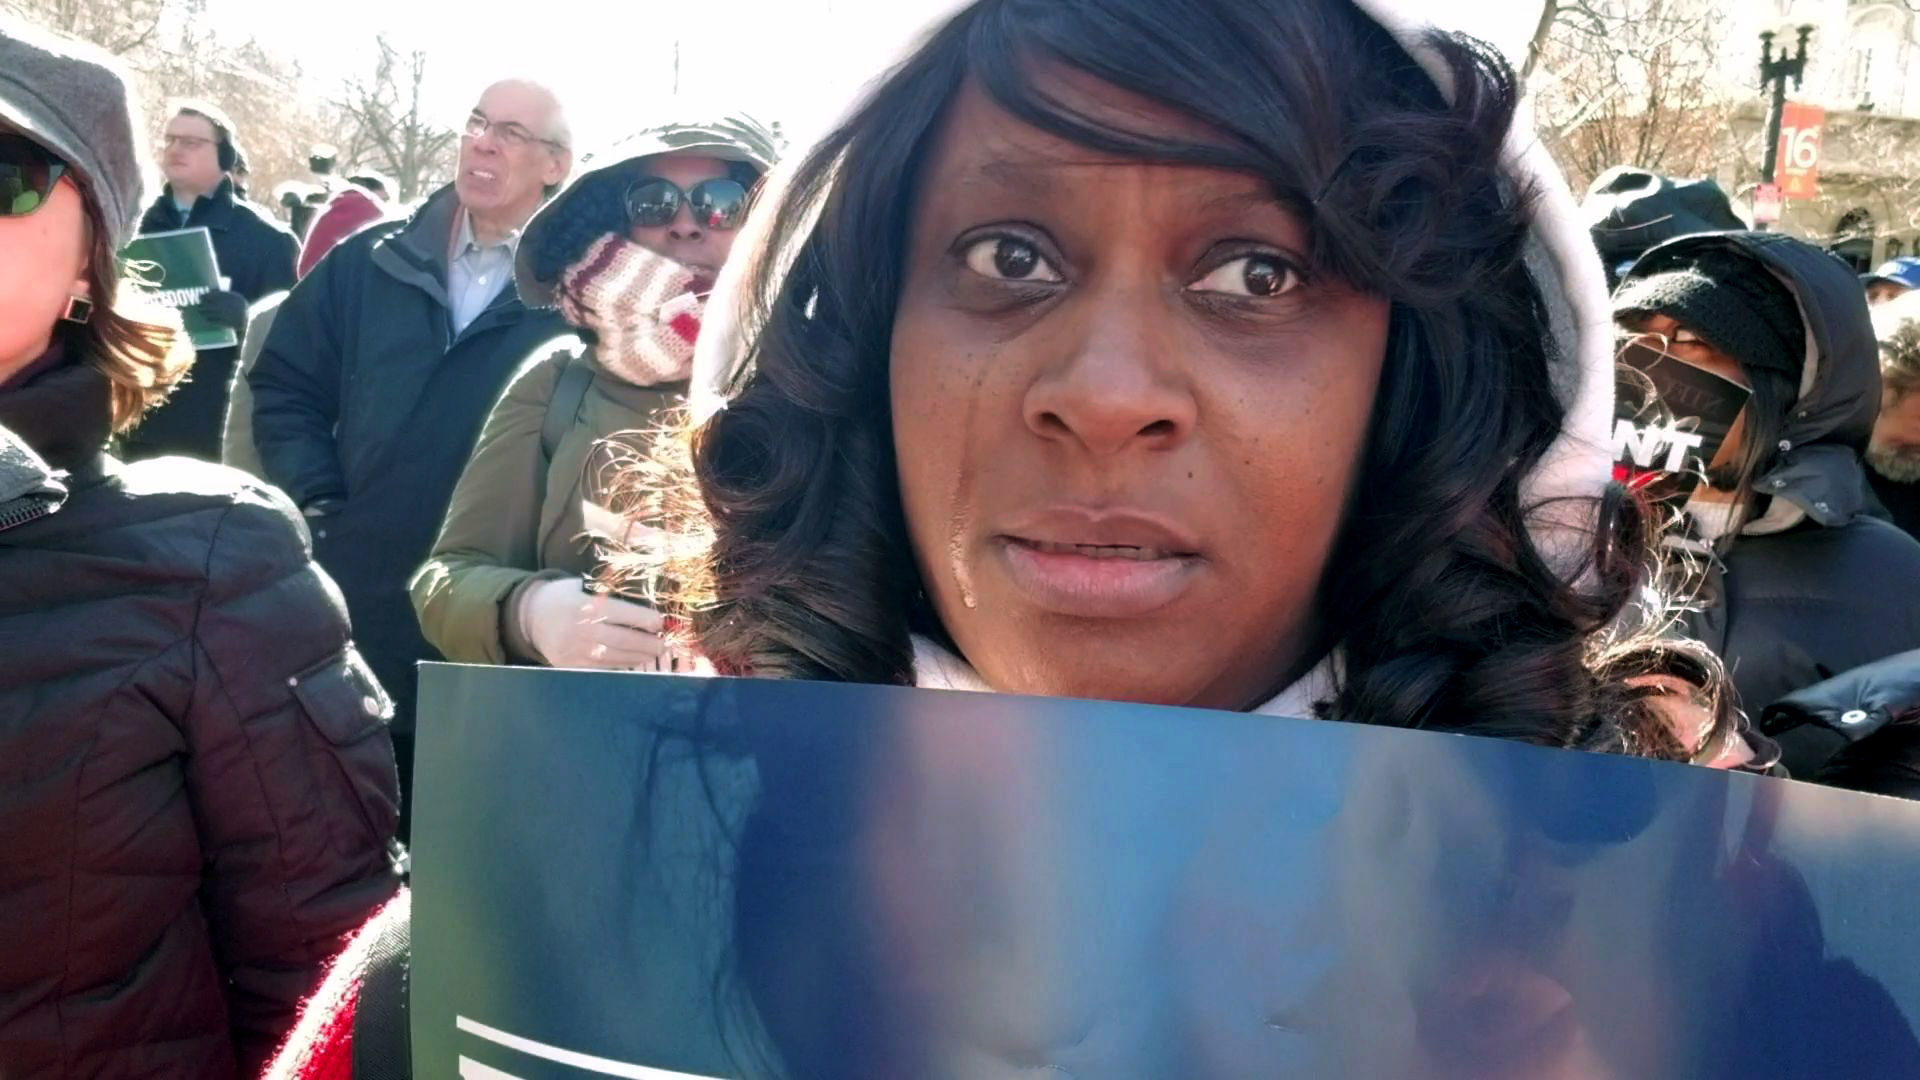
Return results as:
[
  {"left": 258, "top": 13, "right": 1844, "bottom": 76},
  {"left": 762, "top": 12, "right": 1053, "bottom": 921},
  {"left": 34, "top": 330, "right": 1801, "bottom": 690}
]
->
[
  {"left": 163, "top": 134, "right": 215, "bottom": 152},
  {"left": 464, "top": 112, "right": 565, "bottom": 151},
  {"left": 624, "top": 177, "right": 749, "bottom": 231},
  {"left": 0, "top": 134, "right": 67, "bottom": 217}
]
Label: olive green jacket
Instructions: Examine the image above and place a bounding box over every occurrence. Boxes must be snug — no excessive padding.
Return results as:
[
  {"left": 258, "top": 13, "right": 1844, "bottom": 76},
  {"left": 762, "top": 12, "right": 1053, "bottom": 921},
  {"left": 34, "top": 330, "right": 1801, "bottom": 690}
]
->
[{"left": 409, "top": 341, "right": 684, "bottom": 664}]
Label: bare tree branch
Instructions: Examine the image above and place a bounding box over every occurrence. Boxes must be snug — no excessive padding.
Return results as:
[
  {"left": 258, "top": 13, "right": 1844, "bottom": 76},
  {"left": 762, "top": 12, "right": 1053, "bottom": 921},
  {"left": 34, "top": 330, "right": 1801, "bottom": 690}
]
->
[{"left": 1525, "top": 0, "right": 1732, "bottom": 193}]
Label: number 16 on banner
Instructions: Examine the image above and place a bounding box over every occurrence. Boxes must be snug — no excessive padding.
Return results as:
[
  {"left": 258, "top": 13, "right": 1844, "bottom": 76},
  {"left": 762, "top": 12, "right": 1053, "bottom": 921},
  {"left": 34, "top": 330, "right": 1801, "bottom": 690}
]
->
[{"left": 1778, "top": 102, "right": 1825, "bottom": 201}]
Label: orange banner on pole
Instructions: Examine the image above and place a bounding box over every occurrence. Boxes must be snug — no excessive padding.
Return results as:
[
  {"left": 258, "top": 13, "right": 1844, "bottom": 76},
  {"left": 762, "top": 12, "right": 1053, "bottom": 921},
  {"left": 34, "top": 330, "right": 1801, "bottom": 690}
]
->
[{"left": 1777, "top": 102, "right": 1825, "bottom": 200}]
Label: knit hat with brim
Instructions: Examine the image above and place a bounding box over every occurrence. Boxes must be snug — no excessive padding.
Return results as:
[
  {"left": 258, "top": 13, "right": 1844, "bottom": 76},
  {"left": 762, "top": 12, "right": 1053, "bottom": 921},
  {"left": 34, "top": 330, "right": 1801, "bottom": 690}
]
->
[
  {"left": 0, "top": 17, "right": 146, "bottom": 251},
  {"left": 515, "top": 115, "right": 781, "bottom": 308},
  {"left": 1614, "top": 244, "right": 1805, "bottom": 377}
]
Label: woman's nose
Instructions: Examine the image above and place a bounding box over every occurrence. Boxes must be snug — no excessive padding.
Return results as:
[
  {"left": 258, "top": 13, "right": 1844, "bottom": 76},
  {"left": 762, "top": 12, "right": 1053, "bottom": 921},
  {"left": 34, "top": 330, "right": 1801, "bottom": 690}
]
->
[
  {"left": 1021, "top": 280, "right": 1198, "bottom": 456},
  {"left": 668, "top": 203, "right": 705, "bottom": 242}
]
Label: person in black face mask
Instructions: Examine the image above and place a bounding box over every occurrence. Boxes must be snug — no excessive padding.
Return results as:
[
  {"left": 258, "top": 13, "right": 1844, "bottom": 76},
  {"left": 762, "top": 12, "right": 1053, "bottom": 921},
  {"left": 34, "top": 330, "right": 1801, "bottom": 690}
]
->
[{"left": 1612, "top": 233, "right": 1920, "bottom": 782}]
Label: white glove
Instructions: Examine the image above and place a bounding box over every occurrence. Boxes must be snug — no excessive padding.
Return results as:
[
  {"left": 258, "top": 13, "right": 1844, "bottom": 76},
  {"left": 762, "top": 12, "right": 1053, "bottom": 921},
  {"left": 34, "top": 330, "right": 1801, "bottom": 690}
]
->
[{"left": 519, "top": 576, "right": 679, "bottom": 671}]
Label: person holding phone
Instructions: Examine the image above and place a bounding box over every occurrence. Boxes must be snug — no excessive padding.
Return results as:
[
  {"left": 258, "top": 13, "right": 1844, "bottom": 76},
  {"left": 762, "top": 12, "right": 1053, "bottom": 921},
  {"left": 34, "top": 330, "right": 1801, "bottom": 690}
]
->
[
  {"left": 1613, "top": 232, "right": 1920, "bottom": 734},
  {"left": 410, "top": 115, "right": 777, "bottom": 674}
]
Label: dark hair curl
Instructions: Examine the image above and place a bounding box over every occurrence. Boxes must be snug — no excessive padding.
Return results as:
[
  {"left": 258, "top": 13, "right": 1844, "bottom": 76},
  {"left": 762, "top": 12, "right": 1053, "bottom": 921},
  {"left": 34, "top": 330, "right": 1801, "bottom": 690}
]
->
[{"left": 655, "top": 0, "right": 1700, "bottom": 758}]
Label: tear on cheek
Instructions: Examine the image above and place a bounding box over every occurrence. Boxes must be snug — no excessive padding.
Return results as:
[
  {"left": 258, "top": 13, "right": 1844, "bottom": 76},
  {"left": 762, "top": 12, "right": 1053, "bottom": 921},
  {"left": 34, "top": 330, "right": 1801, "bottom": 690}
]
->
[{"left": 946, "top": 484, "right": 977, "bottom": 611}]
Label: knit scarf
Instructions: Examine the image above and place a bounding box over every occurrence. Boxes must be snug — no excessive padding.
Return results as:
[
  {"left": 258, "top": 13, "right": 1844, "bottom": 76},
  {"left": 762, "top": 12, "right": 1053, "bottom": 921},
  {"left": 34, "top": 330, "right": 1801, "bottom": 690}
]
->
[{"left": 558, "top": 234, "right": 706, "bottom": 386}]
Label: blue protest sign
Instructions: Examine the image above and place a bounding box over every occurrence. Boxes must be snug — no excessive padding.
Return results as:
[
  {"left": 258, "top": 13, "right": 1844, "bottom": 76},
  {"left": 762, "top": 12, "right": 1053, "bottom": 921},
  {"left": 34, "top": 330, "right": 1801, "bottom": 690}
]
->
[{"left": 413, "top": 664, "right": 1920, "bottom": 1079}]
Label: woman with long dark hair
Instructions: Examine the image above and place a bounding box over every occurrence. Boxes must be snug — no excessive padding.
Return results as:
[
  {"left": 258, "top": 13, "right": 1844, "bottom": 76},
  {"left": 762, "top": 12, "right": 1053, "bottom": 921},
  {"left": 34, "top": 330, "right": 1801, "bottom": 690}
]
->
[
  {"left": 267, "top": 1, "right": 1745, "bottom": 1074},
  {"left": 671, "top": 0, "right": 1697, "bottom": 753}
]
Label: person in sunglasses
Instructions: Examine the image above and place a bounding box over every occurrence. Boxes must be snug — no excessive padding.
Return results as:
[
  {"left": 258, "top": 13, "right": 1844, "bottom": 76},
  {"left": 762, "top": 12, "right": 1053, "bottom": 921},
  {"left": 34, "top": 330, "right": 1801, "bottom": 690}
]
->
[
  {"left": 248, "top": 80, "right": 573, "bottom": 832},
  {"left": 411, "top": 115, "right": 777, "bottom": 673},
  {"left": 1613, "top": 232, "right": 1920, "bottom": 781},
  {"left": 0, "top": 20, "right": 399, "bottom": 1078}
]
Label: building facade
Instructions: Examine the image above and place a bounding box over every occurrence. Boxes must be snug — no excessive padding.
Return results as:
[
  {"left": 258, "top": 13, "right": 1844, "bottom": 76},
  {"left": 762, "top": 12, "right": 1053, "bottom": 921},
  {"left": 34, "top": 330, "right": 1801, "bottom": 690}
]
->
[{"left": 1720, "top": 0, "right": 1920, "bottom": 268}]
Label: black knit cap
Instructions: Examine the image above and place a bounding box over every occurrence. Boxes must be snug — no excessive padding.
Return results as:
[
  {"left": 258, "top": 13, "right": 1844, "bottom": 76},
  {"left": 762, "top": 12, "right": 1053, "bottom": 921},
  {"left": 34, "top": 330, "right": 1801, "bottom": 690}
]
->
[{"left": 1613, "top": 246, "right": 1804, "bottom": 376}]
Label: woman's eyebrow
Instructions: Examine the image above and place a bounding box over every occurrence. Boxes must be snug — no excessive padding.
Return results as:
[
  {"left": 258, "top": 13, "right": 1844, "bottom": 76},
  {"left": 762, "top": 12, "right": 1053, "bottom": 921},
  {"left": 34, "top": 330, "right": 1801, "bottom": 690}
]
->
[{"left": 967, "top": 157, "right": 1066, "bottom": 195}]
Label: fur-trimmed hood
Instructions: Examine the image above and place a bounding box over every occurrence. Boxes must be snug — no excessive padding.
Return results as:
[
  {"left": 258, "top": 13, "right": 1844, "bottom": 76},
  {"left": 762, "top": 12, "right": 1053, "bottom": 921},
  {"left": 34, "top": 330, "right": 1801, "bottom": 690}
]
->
[{"left": 686, "top": 0, "right": 1616, "bottom": 711}]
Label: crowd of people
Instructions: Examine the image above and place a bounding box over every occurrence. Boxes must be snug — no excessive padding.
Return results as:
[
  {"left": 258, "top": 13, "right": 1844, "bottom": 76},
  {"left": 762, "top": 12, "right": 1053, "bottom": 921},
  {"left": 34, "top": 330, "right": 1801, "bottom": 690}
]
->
[{"left": 4, "top": 0, "right": 1920, "bottom": 1074}]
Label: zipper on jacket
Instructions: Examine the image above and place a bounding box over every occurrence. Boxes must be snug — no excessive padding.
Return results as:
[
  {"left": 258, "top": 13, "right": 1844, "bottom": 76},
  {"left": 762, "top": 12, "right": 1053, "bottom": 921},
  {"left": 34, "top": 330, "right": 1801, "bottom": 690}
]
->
[{"left": 0, "top": 494, "right": 58, "bottom": 533}]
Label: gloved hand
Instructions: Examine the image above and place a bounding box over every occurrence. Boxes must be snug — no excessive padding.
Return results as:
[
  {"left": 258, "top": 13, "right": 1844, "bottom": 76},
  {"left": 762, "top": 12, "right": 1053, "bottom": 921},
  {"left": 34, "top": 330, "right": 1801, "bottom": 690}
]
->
[
  {"left": 194, "top": 288, "right": 251, "bottom": 332},
  {"left": 519, "top": 576, "right": 682, "bottom": 671}
]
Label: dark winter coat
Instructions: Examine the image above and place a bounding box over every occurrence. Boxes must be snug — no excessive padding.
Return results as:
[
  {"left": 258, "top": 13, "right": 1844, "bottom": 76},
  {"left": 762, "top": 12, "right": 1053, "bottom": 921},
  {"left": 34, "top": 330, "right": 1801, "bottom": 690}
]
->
[
  {"left": 1623, "top": 233, "right": 1920, "bottom": 712},
  {"left": 248, "top": 184, "right": 567, "bottom": 732},
  {"left": 125, "top": 178, "right": 299, "bottom": 462},
  {"left": 1764, "top": 649, "right": 1920, "bottom": 799},
  {"left": 1869, "top": 469, "right": 1920, "bottom": 543},
  {"left": 0, "top": 359, "right": 400, "bottom": 1079}
]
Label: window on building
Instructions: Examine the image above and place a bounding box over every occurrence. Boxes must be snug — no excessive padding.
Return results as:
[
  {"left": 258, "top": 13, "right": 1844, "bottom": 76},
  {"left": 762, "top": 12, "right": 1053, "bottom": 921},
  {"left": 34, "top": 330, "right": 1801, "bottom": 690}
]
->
[
  {"left": 1846, "top": 46, "right": 1876, "bottom": 106},
  {"left": 1832, "top": 208, "right": 1876, "bottom": 272}
]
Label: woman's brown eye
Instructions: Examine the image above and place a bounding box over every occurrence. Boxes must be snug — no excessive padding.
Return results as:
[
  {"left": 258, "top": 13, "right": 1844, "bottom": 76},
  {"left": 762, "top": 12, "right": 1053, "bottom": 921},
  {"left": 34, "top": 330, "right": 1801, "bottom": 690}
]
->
[
  {"left": 1190, "top": 254, "right": 1299, "bottom": 298},
  {"left": 963, "top": 236, "right": 1061, "bottom": 283}
]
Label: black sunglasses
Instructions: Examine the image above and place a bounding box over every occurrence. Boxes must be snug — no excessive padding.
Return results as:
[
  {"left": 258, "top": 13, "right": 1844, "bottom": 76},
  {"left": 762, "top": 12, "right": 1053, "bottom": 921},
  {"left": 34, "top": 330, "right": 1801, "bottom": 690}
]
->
[
  {"left": 0, "top": 134, "right": 67, "bottom": 218},
  {"left": 624, "top": 176, "right": 749, "bottom": 232}
]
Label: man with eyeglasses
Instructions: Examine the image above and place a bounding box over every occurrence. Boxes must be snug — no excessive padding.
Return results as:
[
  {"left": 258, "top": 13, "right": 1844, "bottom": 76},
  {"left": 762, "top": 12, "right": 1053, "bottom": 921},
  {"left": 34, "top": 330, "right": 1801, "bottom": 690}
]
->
[
  {"left": 124, "top": 100, "right": 297, "bottom": 462},
  {"left": 249, "top": 80, "right": 573, "bottom": 834}
]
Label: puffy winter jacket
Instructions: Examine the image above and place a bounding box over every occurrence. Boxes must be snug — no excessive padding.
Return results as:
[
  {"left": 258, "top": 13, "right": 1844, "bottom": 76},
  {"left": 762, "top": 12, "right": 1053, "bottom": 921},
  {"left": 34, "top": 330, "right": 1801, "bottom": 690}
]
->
[
  {"left": 1622, "top": 233, "right": 1920, "bottom": 712},
  {"left": 0, "top": 359, "right": 401, "bottom": 1079},
  {"left": 1764, "top": 649, "right": 1920, "bottom": 799}
]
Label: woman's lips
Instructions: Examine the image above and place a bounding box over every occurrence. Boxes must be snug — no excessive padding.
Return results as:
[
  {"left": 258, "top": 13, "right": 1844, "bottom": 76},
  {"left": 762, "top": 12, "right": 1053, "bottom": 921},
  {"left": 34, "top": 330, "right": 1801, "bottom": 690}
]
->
[
  {"left": 1415, "top": 956, "right": 1578, "bottom": 1077},
  {"left": 993, "top": 535, "right": 1201, "bottom": 619}
]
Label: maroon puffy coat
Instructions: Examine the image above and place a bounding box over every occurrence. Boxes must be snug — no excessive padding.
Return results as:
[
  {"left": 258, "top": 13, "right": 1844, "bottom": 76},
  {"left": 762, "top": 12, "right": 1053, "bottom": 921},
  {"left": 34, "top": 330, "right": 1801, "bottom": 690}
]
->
[{"left": 0, "top": 361, "right": 401, "bottom": 1078}]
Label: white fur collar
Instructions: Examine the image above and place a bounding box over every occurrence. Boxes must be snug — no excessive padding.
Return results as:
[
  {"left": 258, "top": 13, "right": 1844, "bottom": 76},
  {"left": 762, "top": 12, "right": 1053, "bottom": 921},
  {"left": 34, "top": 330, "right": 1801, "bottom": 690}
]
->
[{"left": 911, "top": 636, "right": 1338, "bottom": 720}]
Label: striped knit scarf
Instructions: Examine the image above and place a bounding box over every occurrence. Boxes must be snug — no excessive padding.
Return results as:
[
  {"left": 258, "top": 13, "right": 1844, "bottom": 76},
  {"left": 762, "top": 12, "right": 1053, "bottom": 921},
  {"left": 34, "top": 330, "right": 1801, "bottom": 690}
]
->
[{"left": 558, "top": 234, "right": 706, "bottom": 386}]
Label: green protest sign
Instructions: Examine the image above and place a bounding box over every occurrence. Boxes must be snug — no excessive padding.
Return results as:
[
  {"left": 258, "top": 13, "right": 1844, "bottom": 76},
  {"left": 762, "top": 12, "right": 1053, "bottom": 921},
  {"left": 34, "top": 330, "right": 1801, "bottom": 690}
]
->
[{"left": 121, "top": 227, "right": 236, "bottom": 350}]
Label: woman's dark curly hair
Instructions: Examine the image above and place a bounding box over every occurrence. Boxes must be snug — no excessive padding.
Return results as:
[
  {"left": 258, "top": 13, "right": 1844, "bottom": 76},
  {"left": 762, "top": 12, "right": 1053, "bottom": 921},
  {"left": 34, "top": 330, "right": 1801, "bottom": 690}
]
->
[{"left": 657, "top": 0, "right": 1699, "bottom": 759}]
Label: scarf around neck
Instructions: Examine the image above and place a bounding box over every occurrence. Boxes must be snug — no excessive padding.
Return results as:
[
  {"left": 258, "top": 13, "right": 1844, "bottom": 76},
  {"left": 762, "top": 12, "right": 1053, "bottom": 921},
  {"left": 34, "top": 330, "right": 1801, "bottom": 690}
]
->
[{"left": 559, "top": 234, "right": 707, "bottom": 387}]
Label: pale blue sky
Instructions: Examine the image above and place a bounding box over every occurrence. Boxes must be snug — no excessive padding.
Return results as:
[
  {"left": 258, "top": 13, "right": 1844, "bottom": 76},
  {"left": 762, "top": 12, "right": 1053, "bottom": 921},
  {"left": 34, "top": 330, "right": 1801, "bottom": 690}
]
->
[{"left": 202, "top": 0, "right": 1546, "bottom": 151}]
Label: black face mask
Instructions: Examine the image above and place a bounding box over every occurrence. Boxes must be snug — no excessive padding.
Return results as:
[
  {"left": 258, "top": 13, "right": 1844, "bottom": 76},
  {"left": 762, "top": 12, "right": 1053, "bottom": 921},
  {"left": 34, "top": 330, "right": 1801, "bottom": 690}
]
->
[{"left": 1613, "top": 339, "right": 1753, "bottom": 501}]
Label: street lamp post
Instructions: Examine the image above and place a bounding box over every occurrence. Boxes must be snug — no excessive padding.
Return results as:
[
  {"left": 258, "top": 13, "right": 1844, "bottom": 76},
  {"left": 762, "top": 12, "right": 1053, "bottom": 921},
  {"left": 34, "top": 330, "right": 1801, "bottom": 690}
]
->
[{"left": 1757, "top": 25, "right": 1814, "bottom": 231}]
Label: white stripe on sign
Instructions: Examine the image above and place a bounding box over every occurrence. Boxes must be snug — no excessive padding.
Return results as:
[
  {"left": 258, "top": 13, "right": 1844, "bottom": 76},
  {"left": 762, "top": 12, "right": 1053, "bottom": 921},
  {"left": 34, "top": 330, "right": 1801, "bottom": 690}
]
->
[
  {"left": 460, "top": 1058, "right": 526, "bottom": 1080},
  {"left": 456, "top": 1016, "right": 728, "bottom": 1080}
]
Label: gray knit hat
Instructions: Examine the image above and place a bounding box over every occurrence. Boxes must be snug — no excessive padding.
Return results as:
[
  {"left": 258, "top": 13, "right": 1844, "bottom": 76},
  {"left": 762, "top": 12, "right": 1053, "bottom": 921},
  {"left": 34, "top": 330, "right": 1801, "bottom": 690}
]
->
[{"left": 0, "top": 16, "right": 148, "bottom": 251}]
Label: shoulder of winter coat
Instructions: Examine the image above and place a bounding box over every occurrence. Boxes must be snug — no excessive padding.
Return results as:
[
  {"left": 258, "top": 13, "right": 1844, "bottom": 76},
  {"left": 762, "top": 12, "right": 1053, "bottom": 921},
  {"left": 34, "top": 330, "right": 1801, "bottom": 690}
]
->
[
  {"left": 229, "top": 196, "right": 299, "bottom": 244},
  {"left": 306, "top": 211, "right": 411, "bottom": 287},
  {"left": 514, "top": 337, "right": 588, "bottom": 394},
  {"left": 107, "top": 457, "right": 312, "bottom": 560},
  {"left": 1729, "top": 515, "right": 1920, "bottom": 597}
]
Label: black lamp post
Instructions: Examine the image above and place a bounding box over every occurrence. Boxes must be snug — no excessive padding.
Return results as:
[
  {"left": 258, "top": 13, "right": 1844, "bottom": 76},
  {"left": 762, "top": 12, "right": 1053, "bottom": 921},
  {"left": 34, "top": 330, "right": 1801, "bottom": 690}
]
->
[{"left": 1759, "top": 26, "right": 1814, "bottom": 183}]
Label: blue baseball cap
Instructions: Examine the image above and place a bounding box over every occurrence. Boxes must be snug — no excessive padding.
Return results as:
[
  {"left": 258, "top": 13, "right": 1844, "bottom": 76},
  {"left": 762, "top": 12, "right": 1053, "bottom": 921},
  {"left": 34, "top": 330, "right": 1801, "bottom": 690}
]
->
[{"left": 1862, "top": 257, "right": 1920, "bottom": 290}]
